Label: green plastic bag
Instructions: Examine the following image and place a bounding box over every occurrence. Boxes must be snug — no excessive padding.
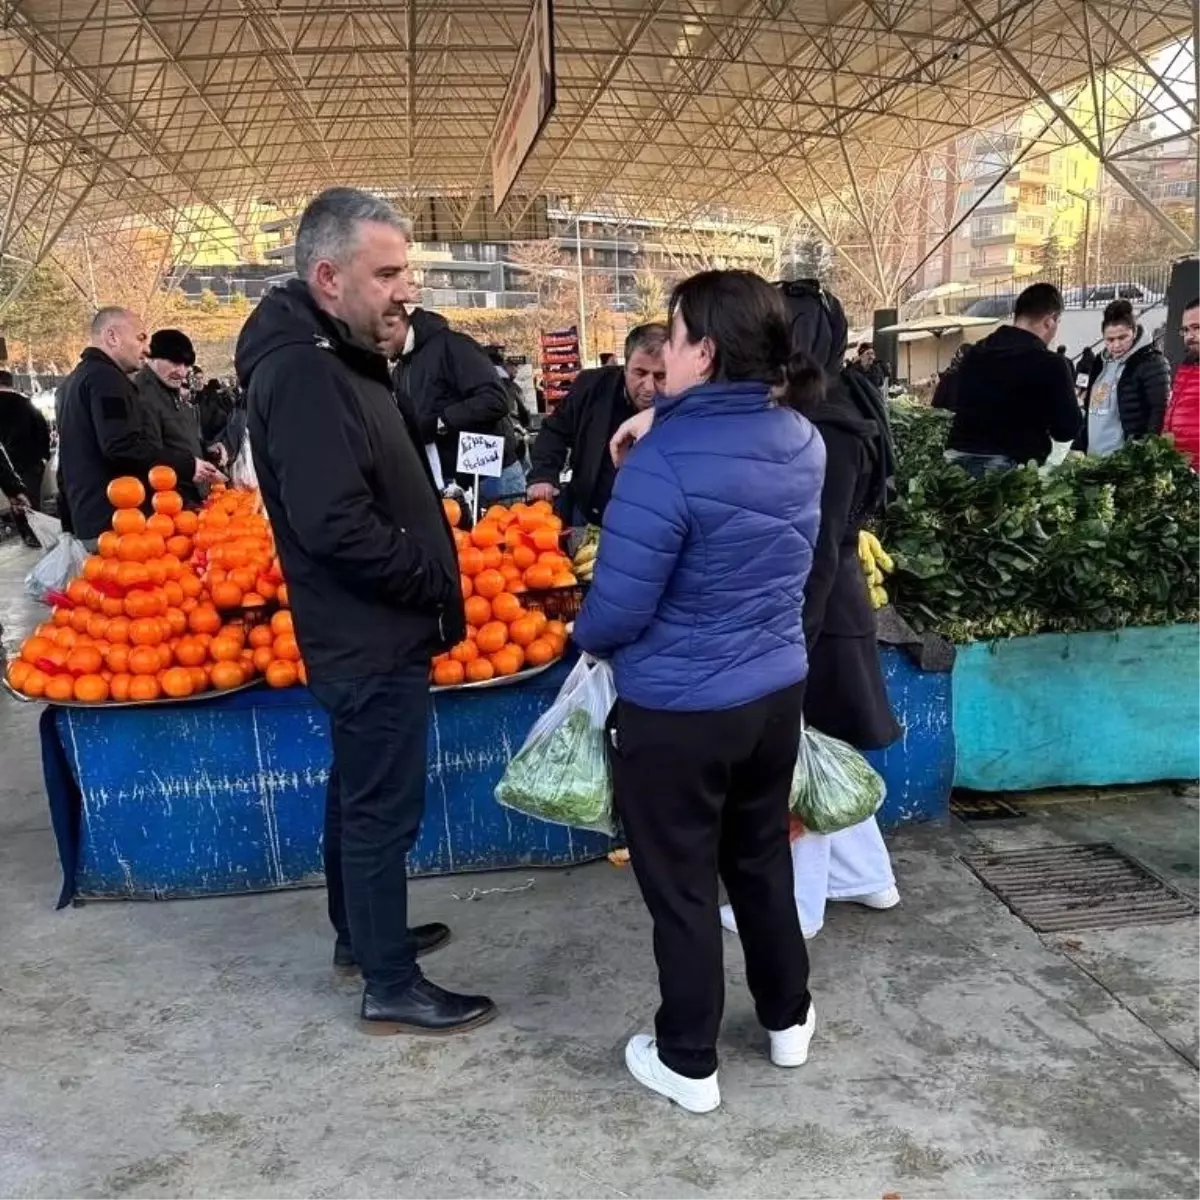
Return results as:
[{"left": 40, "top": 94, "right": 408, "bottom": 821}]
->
[
  {"left": 789, "top": 724, "right": 886, "bottom": 833},
  {"left": 495, "top": 656, "right": 616, "bottom": 835}
]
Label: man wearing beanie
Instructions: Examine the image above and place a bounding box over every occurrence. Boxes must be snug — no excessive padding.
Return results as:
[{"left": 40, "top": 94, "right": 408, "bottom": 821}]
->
[{"left": 135, "top": 329, "right": 225, "bottom": 506}]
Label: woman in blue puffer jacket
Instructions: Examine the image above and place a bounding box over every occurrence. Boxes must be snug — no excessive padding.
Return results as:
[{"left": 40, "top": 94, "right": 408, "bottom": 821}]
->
[{"left": 574, "top": 269, "right": 827, "bottom": 1114}]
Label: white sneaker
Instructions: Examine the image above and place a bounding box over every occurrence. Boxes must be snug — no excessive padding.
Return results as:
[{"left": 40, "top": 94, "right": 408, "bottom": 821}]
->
[
  {"left": 625, "top": 1035, "right": 720, "bottom": 1113},
  {"left": 768, "top": 1003, "right": 816, "bottom": 1068},
  {"left": 832, "top": 886, "right": 900, "bottom": 911},
  {"left": 719, "top": 903, "right": 822, "bottom": 940}
]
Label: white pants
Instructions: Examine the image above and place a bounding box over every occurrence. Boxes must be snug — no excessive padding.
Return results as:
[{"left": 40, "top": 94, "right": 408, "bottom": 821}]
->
[{"left": 791, "top": 816, "right": 895, "bottom": 936}]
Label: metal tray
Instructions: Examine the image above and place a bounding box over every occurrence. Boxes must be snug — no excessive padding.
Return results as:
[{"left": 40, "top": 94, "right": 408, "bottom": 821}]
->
[
  {"left": 4, "top": 656, "right": 561, "bottom": 706},
  {"left": 429, "top": 657, "right": 558, "bottom": 693},
  {"left": 2, "top": 675, "right": 262, "bottom": 709}
]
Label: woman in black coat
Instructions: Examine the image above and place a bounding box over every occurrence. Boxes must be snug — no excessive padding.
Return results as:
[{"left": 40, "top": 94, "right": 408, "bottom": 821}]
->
[{"left": 721, "top": 283, "right": 902, "bottom": 940}]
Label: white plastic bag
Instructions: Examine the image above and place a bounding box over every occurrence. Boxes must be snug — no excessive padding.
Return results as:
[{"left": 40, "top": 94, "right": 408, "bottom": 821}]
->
[
  {"left": 25, "top": 534, "right": 88, "bottom": 602},
  {"left": 24, "top": 509, "right": 62, "bottom": 549},
  {"left": 789, "top": 723, "right": 886, "bottom": 833},
  {"left": 495, "top": 656, "right": 616, "bottom": 834},
  {"left": 231, "top": 438, "right": 258, "bottom": 490}
]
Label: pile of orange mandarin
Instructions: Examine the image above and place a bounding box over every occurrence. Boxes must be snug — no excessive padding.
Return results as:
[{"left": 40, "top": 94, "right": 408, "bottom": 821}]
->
[
  {"left": 431, "top": 498, "right": 571, "bottom": 686},
  {"left": 5, "top": 468, "right": 305, "bottom": 704}
]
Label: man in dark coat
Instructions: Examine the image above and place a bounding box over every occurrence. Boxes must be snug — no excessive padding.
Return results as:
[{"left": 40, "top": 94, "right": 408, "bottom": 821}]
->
[
  {"left": 57, "top": 307, "right": 206, "bottom": 546},
  {"left": 134, "top": 330, "right": 224, "bottom": 506},
  {"left": 0, "top": 370, "right": 51, "bottom": 512},
  {"left": 236, "top": 186, "right": 492, "bottom": 1037},
  {"left": 945, "top": 283, "right": 1081, "bottom": 475},
  {"left": 390, "top": 310, "right": 524, "bottom": 500},
  {"left": 526, "top": 323, "right": 667, "bottom": 525},
  {"left": 849, "top": 342, "right": 888, "bottom": 391}
]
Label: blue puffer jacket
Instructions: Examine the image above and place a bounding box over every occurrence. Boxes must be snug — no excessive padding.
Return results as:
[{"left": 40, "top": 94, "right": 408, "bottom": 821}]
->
[{"left": 574, "top": 380, "right": 825, "bottom": 712}]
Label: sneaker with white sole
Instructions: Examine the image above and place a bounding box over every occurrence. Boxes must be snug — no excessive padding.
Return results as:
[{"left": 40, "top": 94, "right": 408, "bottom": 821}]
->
[
  {"left": 831, "top": 886, "right": 900, "bottom": 911},
  {"left": 625, "top": 1035, "right": 720, "bottom": 1113},
  {"left": 768, "top": 1003, "right": 816, "bottom": 1067},
  {"left": 719, "top": 903, "right": 822, "bottom": 940}
]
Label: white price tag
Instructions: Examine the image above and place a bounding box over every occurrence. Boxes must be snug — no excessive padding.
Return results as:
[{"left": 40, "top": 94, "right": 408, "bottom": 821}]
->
[
  {"left": 456, "top": 432, "right": 505, "bottom": 478},
  {"left": 1075, "top": 372, "right": 1090, "bottom": 390}
]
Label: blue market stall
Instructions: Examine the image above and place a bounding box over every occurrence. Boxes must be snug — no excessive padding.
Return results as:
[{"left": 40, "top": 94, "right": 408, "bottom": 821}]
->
[
  {"left": 952, "top": 623, "right": 1200, "bottom": 792},
  {"left": 39, "top": 647, "right": 954, "bottom": 905}
]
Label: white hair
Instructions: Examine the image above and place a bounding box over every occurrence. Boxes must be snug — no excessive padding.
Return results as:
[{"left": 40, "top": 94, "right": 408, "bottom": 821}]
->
[{"left": 294, "top": 187, "right": 412, "bottom": 277}]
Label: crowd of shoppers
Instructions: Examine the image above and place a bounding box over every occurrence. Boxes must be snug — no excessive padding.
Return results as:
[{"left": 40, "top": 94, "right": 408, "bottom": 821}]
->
[{"left": 32, "top": 180, "right": 1195, "bottom": 1117}]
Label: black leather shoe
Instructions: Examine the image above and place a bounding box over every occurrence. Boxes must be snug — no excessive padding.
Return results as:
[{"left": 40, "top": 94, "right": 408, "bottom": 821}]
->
[
  {"left": 333, "top": 923, "right": 452, "bottom": 976},
  {"left": 360, "top": 977, "right": 496, "bottom": 1036}
]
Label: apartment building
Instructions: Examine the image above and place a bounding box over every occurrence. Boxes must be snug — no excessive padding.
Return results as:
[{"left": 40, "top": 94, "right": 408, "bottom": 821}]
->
[{"left": 255, "top": 208, "right": 779, "bottom": 310}]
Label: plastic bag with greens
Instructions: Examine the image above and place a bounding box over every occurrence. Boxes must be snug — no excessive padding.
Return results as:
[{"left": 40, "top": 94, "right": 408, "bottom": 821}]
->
[
  {"left": 495, "top": 655, "right": 616, "bottom": 835},
  {"left": 789, "top": 723, "right": 886, "bottom": 833}
]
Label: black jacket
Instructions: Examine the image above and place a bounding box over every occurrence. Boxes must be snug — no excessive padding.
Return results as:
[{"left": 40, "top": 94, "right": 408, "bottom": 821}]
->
[
  {"left": 392, "top": 310, "right": 518, "bottom": 487},
  {"left": 57, "top": 347, "right": 196, "bottom": 540},
  {"left": 0, "top": 440, "right": 25, "bottom": 500},
  {"left": 236, "top": 280, "right": 464, "bottom": 682},
  {"left": 134, "top": 367, "right": 205, "bottom": 506},
  {"left": 528, "top": 366, "right": 633, "bottom": 525},
  {"left": 198, "top": 383, "right": 234, "bottom": 445},
  {"left": 946, "top": 325, "right": 1081, "bottom": 465},
  {"left": 1076, "top": 329, "right": 1171, "bottom": 451},
  {"left": 0, "top": 387, "right": 51, "bottom": 480},
  {"left": 803, "top": 377, "right": 901, "bottom": 751}
]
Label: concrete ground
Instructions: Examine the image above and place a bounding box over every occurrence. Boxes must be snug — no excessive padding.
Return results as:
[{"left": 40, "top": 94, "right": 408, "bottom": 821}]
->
[{"left": 0, "top": 537, "right": 1197, "bottom": 1199}]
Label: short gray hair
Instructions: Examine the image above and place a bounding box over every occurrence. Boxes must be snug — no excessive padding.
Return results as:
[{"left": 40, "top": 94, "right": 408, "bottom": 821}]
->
[
  {"left": 294, "top": 187, "right": 413, "bottom": 277},
  {"left": 624, "top": 322, "right": 668, "bottom": 360},
  {"left": 91, "top": 306, "right": 136, "bottom": 337}
]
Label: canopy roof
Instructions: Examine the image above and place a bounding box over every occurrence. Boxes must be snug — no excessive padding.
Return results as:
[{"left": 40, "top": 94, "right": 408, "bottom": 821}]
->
[{"left": 0, "top": 0, "right": 1195, "bottom": 266}]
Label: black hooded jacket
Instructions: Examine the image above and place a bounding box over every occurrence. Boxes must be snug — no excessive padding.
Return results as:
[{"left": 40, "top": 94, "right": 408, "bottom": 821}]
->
[
  {"left": 236, "top": 281, "right": 465, "bottom": 681},
  {"left": 57, "top": 347, "right": 197, "bottom": 540},
  {"left": 783, "top": 278, "right": 901, "bottom": 750},
  {"left": 0, "top": 386, "right": 51, "bottom": 481},
  {"left": 945, "top": 324, "right": 1081, "bottom": 464},
  {"left": 392, "top": 309, "right": 518, "bottom": 486}
]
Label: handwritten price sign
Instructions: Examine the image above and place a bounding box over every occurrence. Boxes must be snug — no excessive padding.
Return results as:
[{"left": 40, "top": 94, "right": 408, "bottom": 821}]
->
[{"left": 456, "top": 432, "right": 505, "bottom": 479}]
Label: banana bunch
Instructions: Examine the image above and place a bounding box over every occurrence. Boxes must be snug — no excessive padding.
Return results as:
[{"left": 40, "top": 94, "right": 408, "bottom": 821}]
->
[
  {"left": 858, "top": 529, "right": 894, "bottom": 610},
  {"left": 573, "top": 526, "right": 601, "bottom": 583}
]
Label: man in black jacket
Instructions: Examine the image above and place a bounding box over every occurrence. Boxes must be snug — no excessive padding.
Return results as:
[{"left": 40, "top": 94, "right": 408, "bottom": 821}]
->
[
  {"left": 57, "top": 307, "right": 217, "bottom": 546},
  {"left": 0, "top": 372, "right": 48, "bottom": 545},
  {"left": 945, "top": 283, "right": 1081, "bottom": 475},
  {"left": 391, "top": 310, "right": 523, "bottom": 499},
  {"left": 0, "top": 371, "right": 51, "bottom": 510},
  {"left": 527, "top": 323, "right": 667, "bottom": 524},
  {"left": 236, "top": 186, "right": 492, "bottom": 1037}
]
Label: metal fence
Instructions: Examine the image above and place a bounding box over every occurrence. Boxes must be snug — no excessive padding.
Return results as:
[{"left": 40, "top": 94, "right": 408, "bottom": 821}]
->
[{"left": 905, "top": 261, "right": 1174, "bottom": 320}]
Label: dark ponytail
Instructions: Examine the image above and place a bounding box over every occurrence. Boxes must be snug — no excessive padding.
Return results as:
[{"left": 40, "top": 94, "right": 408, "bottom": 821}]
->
[
  {"left": 668, "top": 269, "right": 825, "bottom": 416},
  {"left": 782, "top": 349, "right": 825, "bottom": 414}
]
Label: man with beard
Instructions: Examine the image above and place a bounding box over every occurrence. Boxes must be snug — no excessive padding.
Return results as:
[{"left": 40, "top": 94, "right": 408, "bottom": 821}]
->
[
  {"left": 236, "top": 187, "right": 493, "bottom": 1036},
  {"left": 526, "top": 323, "right": 668, "bottom": 525},
  {"left": 134, "top": 330, "right": 225, "bottom": 506},
  {"left": 1164, "top": 298, "right": 1199, "bottom": 469}
]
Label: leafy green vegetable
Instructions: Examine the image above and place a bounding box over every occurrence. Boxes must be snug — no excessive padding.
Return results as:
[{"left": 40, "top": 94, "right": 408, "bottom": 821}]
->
[
  {"left": 495, "top": 707, "right": 614, "bottom": 834},
  {"left": 791, "top": 726, "right": 886, "bottom": 833},
  {"left": 879, "top": 412, "right": 1199, "bottom": 643}
]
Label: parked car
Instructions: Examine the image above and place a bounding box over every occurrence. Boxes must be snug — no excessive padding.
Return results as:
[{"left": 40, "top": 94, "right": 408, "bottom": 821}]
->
[
  {"left": 1064, "top": 281, "right": 1165, "bottom": 308},
  {"left": 964, "top": 294, "right": 1017, "bottom": 319}
]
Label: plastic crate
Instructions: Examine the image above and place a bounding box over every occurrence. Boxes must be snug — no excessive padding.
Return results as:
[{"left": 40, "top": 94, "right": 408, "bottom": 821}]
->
[{"left": 522, "top": 583, "right": 587, "bottom": 623}]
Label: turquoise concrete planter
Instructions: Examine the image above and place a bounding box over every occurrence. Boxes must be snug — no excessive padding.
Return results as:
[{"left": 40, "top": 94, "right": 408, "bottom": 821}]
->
[{"left": 953, "top": 624, "right": 1200, "bottom": 791}]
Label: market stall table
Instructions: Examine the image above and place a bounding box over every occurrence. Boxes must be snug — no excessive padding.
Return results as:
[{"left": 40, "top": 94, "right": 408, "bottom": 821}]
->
[{"left": 37, "top": 647, "right": 954, "bottom": 906}]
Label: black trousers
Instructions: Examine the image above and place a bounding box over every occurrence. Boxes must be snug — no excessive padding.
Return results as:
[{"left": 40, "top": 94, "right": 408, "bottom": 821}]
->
[
  {"left": 309, "top": 664, "right": 430, "bottom": 994},
  {"left": 609, "top": 682, "right": 811, "bottom": 1079}
]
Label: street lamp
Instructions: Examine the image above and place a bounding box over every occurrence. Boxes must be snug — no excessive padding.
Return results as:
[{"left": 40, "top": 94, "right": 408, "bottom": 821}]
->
[{"left": 1066, "top": 188, "right": 1098, "bottom": 307}]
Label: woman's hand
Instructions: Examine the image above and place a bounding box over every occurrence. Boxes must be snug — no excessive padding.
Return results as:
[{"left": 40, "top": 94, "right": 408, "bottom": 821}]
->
[{"left": 609, "top": 407, "right": 655, "bottom": 467}]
